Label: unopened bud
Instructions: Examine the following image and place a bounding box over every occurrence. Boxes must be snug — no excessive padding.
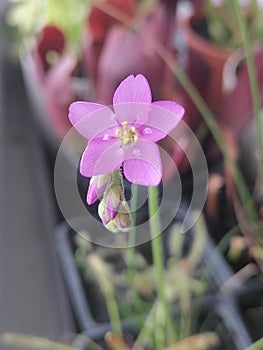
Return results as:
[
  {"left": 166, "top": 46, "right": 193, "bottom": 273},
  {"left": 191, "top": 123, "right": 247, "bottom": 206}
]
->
[
  {"left": 106, "top": 201, "right": 132, "bottom": 233},
  {"left": 98, "top": 199, "right": 110, "bottom": 225},
  {"left": 86, "top": 174, "right": 111, "bottom": 205},
  {"left": 103, "top": 184, "right": 123, "bottom": 220}
]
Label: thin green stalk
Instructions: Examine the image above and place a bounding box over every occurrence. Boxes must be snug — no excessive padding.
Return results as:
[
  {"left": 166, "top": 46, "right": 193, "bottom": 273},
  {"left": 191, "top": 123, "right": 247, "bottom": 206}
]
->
[
  {"left": 231, "top": 0, "right": 263, "bottom": 174},
  {"left": 127, "top": 183, "right": 138, "bottom": 285},
  {"left": 133, "top": 302, "right": 158, "bottom": 349},
  {"left": 112, "top": 170, "right": 121, "bottom": 185},
  {"left": 148, "top": 186, "right": 172, "bottom": 349},
  {"left": 173, "top": 66, "right": 262, "bottom": 245},
  {"left": 88, "top": 255, "right": 122, "bottom": 336},
  {"left": 92, "top": 1, "right": 262, "bottom": 245},
  {"left": 179, "top": 289, "right": 192, "bottom": 340}
]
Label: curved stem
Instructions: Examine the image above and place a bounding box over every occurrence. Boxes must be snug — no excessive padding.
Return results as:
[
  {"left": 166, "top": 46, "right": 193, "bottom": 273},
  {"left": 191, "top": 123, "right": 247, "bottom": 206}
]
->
[{"left": 156, "top": 47, "right": 262, "bottom": 244}]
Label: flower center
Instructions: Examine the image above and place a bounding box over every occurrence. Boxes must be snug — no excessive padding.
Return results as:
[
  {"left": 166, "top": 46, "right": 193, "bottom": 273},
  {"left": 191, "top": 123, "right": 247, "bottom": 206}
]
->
[{"left": 116, "top": 121, "right": 138, "bottom": 145}]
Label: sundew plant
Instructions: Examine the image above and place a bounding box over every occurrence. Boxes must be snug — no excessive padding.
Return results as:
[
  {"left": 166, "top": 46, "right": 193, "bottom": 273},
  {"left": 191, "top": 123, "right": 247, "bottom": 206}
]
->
[
  {"left": 67, "top": 0, "right": 263, "bottom": 347},
  {"left": 69, "top": 74, "right": 185, "bottom": 347},
  {"left": 3, "top": 0, "right": 263, "bottom": 349}
]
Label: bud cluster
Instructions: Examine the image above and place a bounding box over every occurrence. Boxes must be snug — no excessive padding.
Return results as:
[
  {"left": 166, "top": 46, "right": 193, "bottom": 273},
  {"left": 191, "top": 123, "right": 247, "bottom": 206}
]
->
[{"left": 87, "top": 171, "right": 132, "bottom": 233}]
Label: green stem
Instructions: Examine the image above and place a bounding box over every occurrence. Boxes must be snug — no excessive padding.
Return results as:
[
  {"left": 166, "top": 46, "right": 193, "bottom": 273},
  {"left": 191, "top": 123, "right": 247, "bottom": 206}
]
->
[
  {"left": 112, "top": 170, "right": 121, "bottom": 185},
  {"left": 88, "top": 255, "right": 122, "bottom": 336},
  {"left": 231, "top": 0, "right": 263, "bottom": 174},
  {"left": 174, "top": 64, "right": 263, "bottom": 251},
  {"left": 91, "top": 2, "right": 262, "bottom": 244},
  {"left": 127, "top": 183, "right": 138, "bottom": 284},
  {"left": 148, "top": 186, "right": 171, "bottom": 349},
  {"left": 173, "top": 66, "right": 262, "bottom": 245}
]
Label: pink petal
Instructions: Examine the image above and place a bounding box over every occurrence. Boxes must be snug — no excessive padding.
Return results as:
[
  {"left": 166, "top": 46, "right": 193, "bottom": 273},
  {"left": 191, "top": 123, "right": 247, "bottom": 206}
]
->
[
  {"left": 113, "top": 74, "right": 152, "bottom": 104},
  {"left": 69, "top": 101, "right": 117, "bottom": 139},
  {"left": 134, "top": 101, "right": 184, "bottom": 142},
  {"left": 142, "top": 101, "right": 185, "bottom": 141},
  {"left": 86, "top": 174, "right": 110, "bottom": 205},
  {"left": 115, "top": 102, "right": 151, "bottom": 124},
  {"left": 113, "top": 74, "right": 152, "bottom": 122},
  {"left": 123, "top": 140, "right": 162, "bottom": 186},
  {"left": 80, "top": 138, "right": 124, "bottom": 177},
  {"left": 136, "top": 124, "right": 167, "bottom": 142}
]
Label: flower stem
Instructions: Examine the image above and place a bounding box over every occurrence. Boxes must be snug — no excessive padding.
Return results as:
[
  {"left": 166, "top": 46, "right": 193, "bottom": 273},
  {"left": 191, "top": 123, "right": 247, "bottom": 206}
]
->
[
  {"left": 127, "top": 183, "right": 138, "bottom": 285},
  {"left": 231, "top": 0, "right": 263, "bottom": 174},
  {"left": 88, "top": 255, "right": 122, "bottom": 336},
  {"left": 111, "top": 170, "right": 121, "bottom": 185},
  {"left": 148, "top": 186, "right": 172, "bottom": 349},
  {"left": 153, "top": 42, "right": 262, "bottom": 244}
]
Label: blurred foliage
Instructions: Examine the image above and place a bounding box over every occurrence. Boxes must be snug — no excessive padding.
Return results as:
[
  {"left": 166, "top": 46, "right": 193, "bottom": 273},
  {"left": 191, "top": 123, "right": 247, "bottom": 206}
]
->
[
  {"left": 0, "top": 332, "right": 104, "bottom": 350},
  {"left": 204, "top": 0, "right": 263, "bottom": 49},
  {"left": 74, "top": 215, "right": 209, "bottom": 349},
  {"left": 6, "top": 0, "right": 92, "bottom": 53}
]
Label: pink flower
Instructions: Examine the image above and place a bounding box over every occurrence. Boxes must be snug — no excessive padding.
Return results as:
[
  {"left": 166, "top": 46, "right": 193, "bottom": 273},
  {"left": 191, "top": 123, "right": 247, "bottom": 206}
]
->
[{"left": 69, "top": 74, "right": 184, "bottom": 186}]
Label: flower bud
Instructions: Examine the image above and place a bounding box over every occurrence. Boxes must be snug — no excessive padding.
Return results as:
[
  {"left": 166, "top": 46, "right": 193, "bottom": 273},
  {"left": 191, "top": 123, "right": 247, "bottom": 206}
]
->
[
  {"left": 86, "top": 174, "right": 111, "bottom": 205},
  {"left": 114, "top": 201, "right": 132, "bottom": 231},
  {"left": 98, "top": 198, "right": 111, "bottom": 225},
  {"left": 103, "top": 184, "right": 123, "bottom": 220},
  {"left": 105, "top": 201, "right": 132, "bottom": 233}
]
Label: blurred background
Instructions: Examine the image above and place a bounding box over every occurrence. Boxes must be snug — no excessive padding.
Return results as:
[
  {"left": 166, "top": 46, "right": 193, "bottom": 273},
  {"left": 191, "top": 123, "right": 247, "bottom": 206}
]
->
[{"left": 1, "top": 0, "right": 263, "bottom": 349}]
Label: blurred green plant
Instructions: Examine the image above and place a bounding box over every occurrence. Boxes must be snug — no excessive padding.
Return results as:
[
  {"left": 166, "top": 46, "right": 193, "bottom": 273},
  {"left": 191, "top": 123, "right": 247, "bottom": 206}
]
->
[
  {"left": 204, "top": 0, "right": 263, "bottom": 49},
  {"left": 74, "top": 213, "right": 209, "bottom": 349},
  {"left": 6, "top": 0, "right": 91, "bottom": 54}
]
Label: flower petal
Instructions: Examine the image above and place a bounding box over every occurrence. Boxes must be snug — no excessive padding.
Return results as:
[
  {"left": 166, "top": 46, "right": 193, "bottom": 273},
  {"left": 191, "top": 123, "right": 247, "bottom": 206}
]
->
[
  {"left": 136, "top": 124, "right": 167, "bottom": 142},
  {"left": 86, "top": 174, "right": 110, "bottom": 205},
  {"left": 141, "top": 101, "right": 185, "bottom": 141},
  {"left": 80, "top": 138, "right": 124, "bottom": 177},
  {"left": 114, "top": 102, "right": 151, "bottom": 124},
  {"left": 69, "top": 101, "right": 117, "bottom": 139},
  {"left": 113, "top": 74, "right": 152, "bottom": 122},
  {"left": 113, "top": 74, "right": 152, "bottom": 104},
  {"left": 123, "top": 140, "right": 162, "bottom": 186}
]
